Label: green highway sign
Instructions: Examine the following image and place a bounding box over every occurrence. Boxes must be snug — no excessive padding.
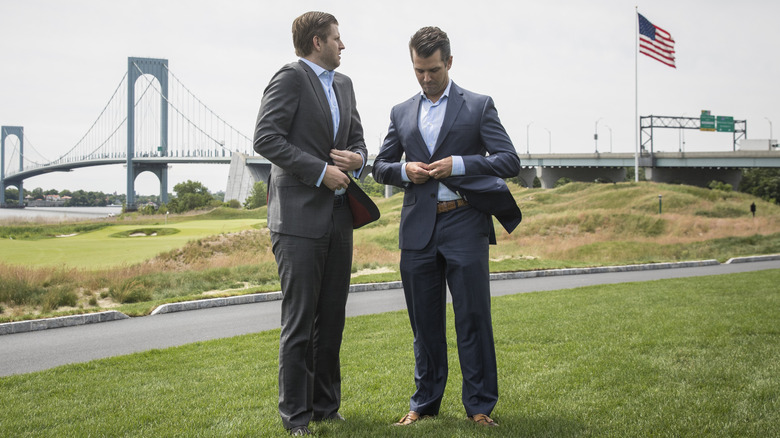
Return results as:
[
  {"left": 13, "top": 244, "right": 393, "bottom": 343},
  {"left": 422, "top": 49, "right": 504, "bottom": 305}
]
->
[
  {"left": 716, "top": 116, "right": 734, "bottom": 132},
  {"left": 700, "top": 114, "right": 716, "bottom": 131}
]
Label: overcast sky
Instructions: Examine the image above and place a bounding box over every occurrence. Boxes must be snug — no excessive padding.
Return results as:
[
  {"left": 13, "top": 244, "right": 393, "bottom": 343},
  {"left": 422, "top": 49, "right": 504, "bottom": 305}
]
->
[{"left": 1, "top": 0, "right": 778, "bottom": 195}]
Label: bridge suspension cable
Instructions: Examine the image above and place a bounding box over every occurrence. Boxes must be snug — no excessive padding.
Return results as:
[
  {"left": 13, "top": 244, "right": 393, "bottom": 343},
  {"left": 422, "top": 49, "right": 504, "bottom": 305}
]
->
[
  {"left": 2, "top": 132, "right": 18, "bottom": 176},
  {"left": 5, "top": 58, "right": 256, "bottom": 178},
  {"left": 127, "top": 61, "right": 253, "bottom": 159},
  {"left": 164, "top": 65, "right": 253, "bottom": 147},
  {"left": 49, "top": 72, "right": 129, "bottom": 166},
  {"left": 17, "top": 133, "right": 51, "bottom": 167},
  {"left": 1, "top": 128, "right": 50, "bottom": 175}
]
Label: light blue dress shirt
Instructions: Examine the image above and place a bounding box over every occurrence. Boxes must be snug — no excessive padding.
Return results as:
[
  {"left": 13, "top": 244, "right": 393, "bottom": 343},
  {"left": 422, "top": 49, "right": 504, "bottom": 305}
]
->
[
  {"left": 300, "top": 58, "right": 339, "bottom": 138},
  {"left": 402, "top": 80, "right": 464, "bottom": 201},
  {"left": 300, "top": 58, "right": 364, "bottom": 193}
]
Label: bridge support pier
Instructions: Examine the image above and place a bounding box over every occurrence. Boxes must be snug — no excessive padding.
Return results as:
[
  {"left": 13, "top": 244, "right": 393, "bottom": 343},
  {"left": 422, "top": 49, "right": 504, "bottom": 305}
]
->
[
  {"left": 224, "top": 153, "right": 270, "bottom": 205},
  {"left": 131, "top": 163, "right": 169, "bottom": 206},
  {"left": 126, "top": 57, "right": 169, "bottom": 210},
  {"left": 515, "top": 167, "right": 538, "bottom": 187},
  {"left": 536, "top": 167, "right": 626, "bottom": 188},
  {"left": 644, "top": 167, "right": 743, "bottom": 189},
  {"left": 1, "top": 126, "right": 25, "bottom": 207}
]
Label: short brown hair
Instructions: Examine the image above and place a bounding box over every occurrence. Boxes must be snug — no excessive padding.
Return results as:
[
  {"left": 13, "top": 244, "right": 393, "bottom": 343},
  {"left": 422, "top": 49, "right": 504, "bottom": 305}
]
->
[
  {"left": 292, "top": 11, "right": 339, "bottom": 57},
  {"left": 409, "top": 26, "right": 451, "bottom": 61}
]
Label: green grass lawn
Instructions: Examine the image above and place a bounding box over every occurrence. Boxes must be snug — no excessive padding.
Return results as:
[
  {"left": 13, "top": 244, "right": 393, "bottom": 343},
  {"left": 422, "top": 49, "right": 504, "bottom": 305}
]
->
[
  {"left": 0, "top": 219, "right": 264, "bottom": 268},
  {"left": 1, "top": 269, "right": 778, "bottom": 437}
]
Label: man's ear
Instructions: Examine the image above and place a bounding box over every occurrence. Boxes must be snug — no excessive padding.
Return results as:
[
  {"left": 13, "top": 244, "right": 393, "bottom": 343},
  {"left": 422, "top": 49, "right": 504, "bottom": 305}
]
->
[{"left": 312, "top": 35, "right": 322, "bottom": 52}]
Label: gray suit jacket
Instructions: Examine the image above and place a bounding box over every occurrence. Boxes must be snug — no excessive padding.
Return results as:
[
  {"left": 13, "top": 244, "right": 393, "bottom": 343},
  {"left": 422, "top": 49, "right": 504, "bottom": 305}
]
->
[
  {"left": 254, "top": 60, "right": 367, "bottom": 238},
  {"left": 372, "top": 81, "right": 521, "bottom": 250}
]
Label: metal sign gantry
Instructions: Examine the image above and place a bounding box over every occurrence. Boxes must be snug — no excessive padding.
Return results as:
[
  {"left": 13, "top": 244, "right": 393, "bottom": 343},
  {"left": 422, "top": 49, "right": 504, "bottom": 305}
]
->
[{"left": 640, "top": 115, "right": 747, "bottom": 154}]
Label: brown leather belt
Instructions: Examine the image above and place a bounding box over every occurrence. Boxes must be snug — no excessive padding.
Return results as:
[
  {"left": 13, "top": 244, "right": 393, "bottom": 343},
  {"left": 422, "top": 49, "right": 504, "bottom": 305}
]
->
[{"left": 437, "top": 199, "right": 469, "bottom": 214}]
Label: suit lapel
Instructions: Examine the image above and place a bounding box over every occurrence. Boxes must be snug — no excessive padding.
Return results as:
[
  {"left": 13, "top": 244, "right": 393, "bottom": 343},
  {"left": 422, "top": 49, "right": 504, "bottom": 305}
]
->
[
  {"left": 299, "top": 60, "right": 335, "bottom": 144},
  {"left": 404, "top": 94, "right": 431, "bottom": 160},
  {"left": 333, "top": 76, "right": 348, "bottom": 147},
  {"left": 433, "top": 82, "right": 463, "bottom": 158}
]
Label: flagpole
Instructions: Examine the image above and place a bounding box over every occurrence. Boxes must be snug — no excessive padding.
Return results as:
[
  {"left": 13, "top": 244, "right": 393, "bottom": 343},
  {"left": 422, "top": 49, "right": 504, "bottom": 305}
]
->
[{"left": 634, "top": 6, "right": 639, "bottom": 182}]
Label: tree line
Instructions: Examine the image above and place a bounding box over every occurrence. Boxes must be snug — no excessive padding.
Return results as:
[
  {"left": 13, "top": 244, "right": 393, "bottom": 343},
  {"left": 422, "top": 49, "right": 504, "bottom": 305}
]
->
[
  {"left": 4, "top": 169, "right": 778, "bottom": 212},
  {"left": 2, "top": 187, "right": 124, "bottom": 207}
]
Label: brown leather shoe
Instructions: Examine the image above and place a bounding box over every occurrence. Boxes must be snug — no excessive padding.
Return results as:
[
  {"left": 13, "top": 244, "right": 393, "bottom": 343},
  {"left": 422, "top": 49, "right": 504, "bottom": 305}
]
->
[
  {"left": 468, "top": 413, "right": 498, "bottom": 426},
  {"left": 393, "top": 410, "right": 430, "bottom": 426}
]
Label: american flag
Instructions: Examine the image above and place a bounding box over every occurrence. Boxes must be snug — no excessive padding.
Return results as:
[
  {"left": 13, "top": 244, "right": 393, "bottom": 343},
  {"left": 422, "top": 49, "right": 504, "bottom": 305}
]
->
[{"left": 638, "top": 13, "right": 676, "bottom": 68}]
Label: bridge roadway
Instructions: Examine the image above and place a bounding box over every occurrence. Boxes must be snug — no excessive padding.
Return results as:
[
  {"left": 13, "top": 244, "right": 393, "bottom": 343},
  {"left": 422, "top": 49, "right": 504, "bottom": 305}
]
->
[
  {"left": 4, "top": 150, "right": 780, "bottom": 205},
  {"left": 4, "top": 155, "right": 235, "bottom": 182},
  {"left": 1, "top": 257, "right": 778, "bottom": 377},
  {"left": 6, "top": 150, "right": 780, "bottom": 182}
]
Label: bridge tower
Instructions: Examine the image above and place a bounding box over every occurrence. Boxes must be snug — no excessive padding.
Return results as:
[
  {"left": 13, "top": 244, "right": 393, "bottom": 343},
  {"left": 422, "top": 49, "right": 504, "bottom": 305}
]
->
[
  {"left": 126, "top": 57, "right": 169, "bottom": 210},
  {"left": 0, "top": 126, "right": 24, "bottom": 206}
]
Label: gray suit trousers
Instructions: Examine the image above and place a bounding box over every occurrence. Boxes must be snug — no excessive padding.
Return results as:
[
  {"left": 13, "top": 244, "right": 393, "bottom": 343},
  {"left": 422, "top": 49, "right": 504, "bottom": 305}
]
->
[{"left": 271, "top": 201, "right": 353, "bottom": 429}]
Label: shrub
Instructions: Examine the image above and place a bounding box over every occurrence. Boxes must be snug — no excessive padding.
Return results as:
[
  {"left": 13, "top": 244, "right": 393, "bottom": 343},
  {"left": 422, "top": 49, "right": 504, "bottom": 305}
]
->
[
  {"left": 41, "top": 288, "right": 78, "bottom": 312},
  {"left": 708, "top": 180, "right": 733, "bottom": 192},
  {"left": 110, "top": 279, "right": 152, "bottom": 304},
  {"left": 243, "top": 181, "right": 267, "bottom": 209}
]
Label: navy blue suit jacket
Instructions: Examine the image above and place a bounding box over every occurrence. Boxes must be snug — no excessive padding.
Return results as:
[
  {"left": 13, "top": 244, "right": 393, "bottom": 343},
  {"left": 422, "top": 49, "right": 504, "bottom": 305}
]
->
[{"left": 372, "top": 82, "right": 522, "bottom": 250}]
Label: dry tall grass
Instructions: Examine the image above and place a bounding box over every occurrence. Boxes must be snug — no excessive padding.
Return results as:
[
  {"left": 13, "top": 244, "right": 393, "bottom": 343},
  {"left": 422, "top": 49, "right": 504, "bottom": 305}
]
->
[
  {"left": 492, "top": 182, "right": 780, "bottom": 264},
  {"left": 1, "top": 181, "right": 779, "bottom": 321}
]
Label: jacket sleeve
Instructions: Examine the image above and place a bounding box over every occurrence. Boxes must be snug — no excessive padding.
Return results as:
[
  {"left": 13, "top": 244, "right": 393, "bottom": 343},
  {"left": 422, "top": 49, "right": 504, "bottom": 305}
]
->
[
  {"left": 461, "top": 96, "right": 521, "bottom": 178},
  {"left": 372, "top": 106, "right": 407, "bottom": 188},
  {"left": 342, "top": 75, "right": 368, "bottom": 161},
  {"left": 253, "top": 64, "right": 326, "bottom": 187}
]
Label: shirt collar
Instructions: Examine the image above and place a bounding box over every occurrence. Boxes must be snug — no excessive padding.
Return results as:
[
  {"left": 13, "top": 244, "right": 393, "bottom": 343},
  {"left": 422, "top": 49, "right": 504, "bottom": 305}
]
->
[
  {"left": 420, "top": 79, "right": 453, "bottom": 105},
  {"left": 300, "top": 58, "right": 333, "bottom": 83}
]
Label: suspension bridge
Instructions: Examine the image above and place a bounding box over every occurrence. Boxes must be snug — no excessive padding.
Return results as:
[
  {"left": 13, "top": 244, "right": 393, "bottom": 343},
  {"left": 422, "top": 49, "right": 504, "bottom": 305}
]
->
[
  {"left": 3, "top": 57, "right": 780, "bottom": 208},
  {"left": 1, "top": 57, "right": 261, "bottom": 209}
]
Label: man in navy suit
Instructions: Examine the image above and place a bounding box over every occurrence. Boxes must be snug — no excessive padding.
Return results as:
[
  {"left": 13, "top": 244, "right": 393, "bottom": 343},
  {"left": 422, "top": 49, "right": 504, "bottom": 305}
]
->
[{"left": 372, "top": 26, "right": 521, "bottom": 428}]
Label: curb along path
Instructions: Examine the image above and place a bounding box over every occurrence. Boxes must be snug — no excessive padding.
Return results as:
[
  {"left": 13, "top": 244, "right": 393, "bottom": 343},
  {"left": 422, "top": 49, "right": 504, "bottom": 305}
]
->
[{"left": 2, "top": 255, "right": 779, "bottom": 336}]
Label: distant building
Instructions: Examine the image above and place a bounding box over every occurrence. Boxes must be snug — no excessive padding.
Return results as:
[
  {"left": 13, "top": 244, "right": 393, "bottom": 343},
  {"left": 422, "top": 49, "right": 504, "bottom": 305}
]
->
[{"left": 26, "top": 194, "right": 67, "bottom": 207}]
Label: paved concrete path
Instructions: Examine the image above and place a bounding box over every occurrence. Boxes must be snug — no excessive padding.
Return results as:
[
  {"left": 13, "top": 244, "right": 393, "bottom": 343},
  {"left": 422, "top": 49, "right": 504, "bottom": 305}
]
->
[{"left": 1, "top": 258, "right": 778, "bottom": 377}]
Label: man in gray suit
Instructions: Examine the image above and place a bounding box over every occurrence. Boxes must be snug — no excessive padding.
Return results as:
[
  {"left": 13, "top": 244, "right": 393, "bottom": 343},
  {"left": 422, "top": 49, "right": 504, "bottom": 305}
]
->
[
  {"left": 253, "top": 11, "right": 366, "bottom": 436},
  {"left": 372, "top": 26, "right": 521, "bottom": 428}
]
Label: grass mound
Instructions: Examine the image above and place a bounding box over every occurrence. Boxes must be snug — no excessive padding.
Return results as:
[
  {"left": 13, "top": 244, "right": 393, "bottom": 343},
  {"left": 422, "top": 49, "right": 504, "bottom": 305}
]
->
[
  {"left": 1, "top": 181, "right": 779, "bottom": 322},
  {"left": 0, "top": 223, "right": 109, "bottom": 240}
]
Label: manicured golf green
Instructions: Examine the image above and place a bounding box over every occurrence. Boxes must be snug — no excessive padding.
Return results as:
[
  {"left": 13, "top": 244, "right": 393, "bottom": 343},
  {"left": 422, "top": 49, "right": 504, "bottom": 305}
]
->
[{"left": 0, "top": 219, "right": 264, "bottom": 268}]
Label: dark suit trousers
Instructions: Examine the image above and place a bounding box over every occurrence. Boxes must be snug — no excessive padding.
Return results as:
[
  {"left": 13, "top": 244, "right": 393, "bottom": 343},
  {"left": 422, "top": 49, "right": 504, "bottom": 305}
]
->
[
  {"left": 399, "top": 205, "right": 499, "bottom": 416},
  {"left": 271, "top": 200, "right": 353, "bottom": 429}
]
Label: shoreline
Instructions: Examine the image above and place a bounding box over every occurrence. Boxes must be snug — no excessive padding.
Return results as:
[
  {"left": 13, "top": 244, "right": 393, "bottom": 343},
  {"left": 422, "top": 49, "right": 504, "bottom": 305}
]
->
[{"left": 0, "top": 206, "right": 122, "bottom": 221}]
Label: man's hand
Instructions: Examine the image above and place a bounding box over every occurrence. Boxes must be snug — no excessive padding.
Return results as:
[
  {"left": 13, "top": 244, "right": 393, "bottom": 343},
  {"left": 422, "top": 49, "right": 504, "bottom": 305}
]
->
[
  {"left": 428, "top": 156, "right": 453, "bottom": 180},
  {"left": 330, "top": 149, "right": 363, "bottom": 172},
  {"left": 405, "top": 162, "right": 431, "bottom": 184},
  {"left": 323, "top": 165, "right": 351, "bottom": 191}
]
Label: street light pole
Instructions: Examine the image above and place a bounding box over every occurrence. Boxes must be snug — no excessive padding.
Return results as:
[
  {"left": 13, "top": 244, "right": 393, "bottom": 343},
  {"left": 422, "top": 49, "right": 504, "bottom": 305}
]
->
[
  {"left": 526, "top": 121, "right": 533, "bottom": 154},
  {"left": 679, "top": 113, "right": 687, "bottom": 152},
  {"left": 605, "top": 125, "right": 612, "bottom": 153},
  {"left": 766, "top": 117, "right": 773, "bottom": 140},
  {"left": 544, "top": 128, "right": 551, "bottom": 153},
  {"left": 594, "top": 117, "right": 603, "bottom": 153}
]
